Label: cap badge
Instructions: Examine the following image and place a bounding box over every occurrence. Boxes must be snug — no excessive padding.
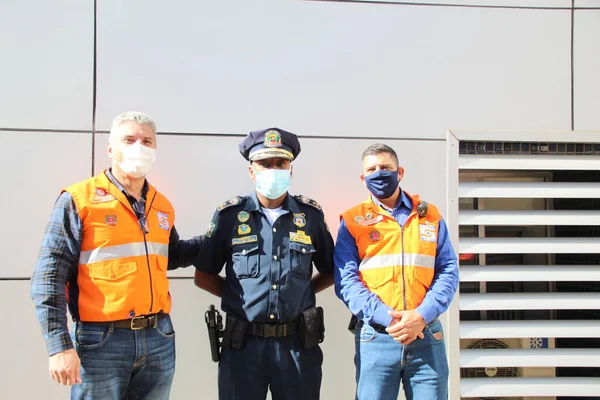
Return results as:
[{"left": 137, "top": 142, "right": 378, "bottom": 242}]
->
[{"left": 264, "top": 129, "right": 282, "bottom": 148}]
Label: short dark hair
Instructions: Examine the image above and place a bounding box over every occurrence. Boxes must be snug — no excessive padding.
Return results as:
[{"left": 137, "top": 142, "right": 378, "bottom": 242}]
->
[{"left": 361, "top": 143, "right": 399, "bottom": 167}]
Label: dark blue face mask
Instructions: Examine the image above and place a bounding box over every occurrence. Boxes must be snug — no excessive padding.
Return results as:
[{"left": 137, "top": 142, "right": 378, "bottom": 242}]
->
[{"left": 364, "top": 170, "right": 399, "bottom": 199}]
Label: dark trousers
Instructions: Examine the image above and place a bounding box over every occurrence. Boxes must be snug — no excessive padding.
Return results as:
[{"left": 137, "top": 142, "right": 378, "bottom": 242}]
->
[{"left": 218, "top": 335, "right": 323, "bottom": 400}]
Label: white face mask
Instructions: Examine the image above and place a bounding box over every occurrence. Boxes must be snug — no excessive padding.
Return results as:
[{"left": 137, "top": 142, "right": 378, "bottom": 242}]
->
[
  {"left": 115, "top": 142, "right": 156, "bottom": 178},
  {"left": 254, "top": 168, "right": 291, "bottom": 200}
]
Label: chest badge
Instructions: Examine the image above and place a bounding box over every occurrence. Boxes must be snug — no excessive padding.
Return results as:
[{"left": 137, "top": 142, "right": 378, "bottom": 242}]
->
[
  {"left": 238, "top": 224, "right": 252, "bottom": 235},
  {"left": 368, "top": 229, "right": 381, "bottom": 242},
  {"left": 157, "top": 212, "right": 170, "bottom": 230},
  {"left": 237, "top": 211, "right": 250, "bottom": 223},
  {"left": 105, "top": 214, "right": 117, "bottom": 226},
  {"left": 354, "top": 216, "right": 365, "bottom": 224},
  {"left": 419, "top": 224, "right": 437, "bottom": 242},
  {"left": 293, "top": 213, "right": 306, "bottom": 228}
]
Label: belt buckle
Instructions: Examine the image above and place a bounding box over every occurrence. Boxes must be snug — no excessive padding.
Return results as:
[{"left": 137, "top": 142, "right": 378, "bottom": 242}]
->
[
  {"left": 130, "top": 316, "right": 146, "bottom": 330},
  {"left": 263, "top": 324, "right": 277, "bottom": 338}
]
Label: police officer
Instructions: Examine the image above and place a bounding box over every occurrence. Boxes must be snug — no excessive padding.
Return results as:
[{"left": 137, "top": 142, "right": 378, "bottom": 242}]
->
[{"left": 194, "top": 128, "right": 334, "bottom": 400}]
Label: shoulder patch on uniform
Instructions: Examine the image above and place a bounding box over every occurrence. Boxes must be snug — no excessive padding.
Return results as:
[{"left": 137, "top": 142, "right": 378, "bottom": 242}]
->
[
  {"left": 295, "top": 195, "right": 322, "bottom": 211},
  {"left": 217, "top": 196, "right": 243, "bottom": 212}
]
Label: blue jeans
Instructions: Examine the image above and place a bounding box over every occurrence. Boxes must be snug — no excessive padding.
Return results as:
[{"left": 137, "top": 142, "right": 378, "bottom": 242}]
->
[
  {"left": 355, "top": 319, "right": 449, "bottom": 400},
  {"left": 70, "top": 315, "right": 176, "bottom": 400},
  {"left": 218, "top": 335, "right": 323, "bottom": 400}
]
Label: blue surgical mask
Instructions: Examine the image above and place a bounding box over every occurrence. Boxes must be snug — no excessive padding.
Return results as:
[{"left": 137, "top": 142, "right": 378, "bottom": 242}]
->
[
  {"left": 364, "top": 170, "right": 399, "bottom": 199},
  {"left": 254, "top": 169, "right": 291, "bottom": 200}
]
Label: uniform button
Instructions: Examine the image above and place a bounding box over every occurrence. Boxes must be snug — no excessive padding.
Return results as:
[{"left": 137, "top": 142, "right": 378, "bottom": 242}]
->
[
  {"left": 273, "top": 255, "right": 278, "bottom": 260},
  {"left": 272, "top": 284, "right": 277, "bottom": 290},
  {"left": 302, "top": 248, "right": 306, "bottom": 253},
  {"left": 269, "top": 314, "right": 275, "bottom": 320},
  {"left": 242, "top": 250, "right": 247, "bottom": 255},
  {"left": 273, "top": 228, "right": 277, "bottom": 232}
]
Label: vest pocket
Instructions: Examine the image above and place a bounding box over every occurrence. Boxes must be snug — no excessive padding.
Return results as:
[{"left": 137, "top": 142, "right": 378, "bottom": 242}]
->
[
  {"left": 232, "top": 244, "right": 260, "bottom": 279},
  {"left": 289, "top": 242, "right": 316, "bottom": 278},
  {"left": 87, "top": 261, "right": 138, "bottom": 281}
]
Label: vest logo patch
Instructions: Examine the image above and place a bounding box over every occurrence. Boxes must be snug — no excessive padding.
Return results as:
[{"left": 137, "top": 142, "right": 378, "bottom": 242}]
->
[
  {"left": 368, "top": 229, "right": 381, "bottom": 242},
  {"left": 105, "top": 214, "right": 117, "bottom": 226},
  {"left": 157, "top": 212, "right": 170, "bottom": 230},
  {"left": 419, "top": 224, "right": 436, "bottom": 242}
]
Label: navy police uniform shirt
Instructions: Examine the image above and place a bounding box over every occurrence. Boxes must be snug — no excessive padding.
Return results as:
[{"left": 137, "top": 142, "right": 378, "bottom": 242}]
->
[{"left": 195, "top": 192, "right": 334, "bottom": 324}]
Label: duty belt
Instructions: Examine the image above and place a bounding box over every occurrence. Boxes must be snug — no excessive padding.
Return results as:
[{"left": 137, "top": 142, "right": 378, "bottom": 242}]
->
[
  {"left": 79, "top": 313, "right": 167, "bottom": 330},
  {"left": 247, "top": 321, "right": 298, "bottom": 338}
]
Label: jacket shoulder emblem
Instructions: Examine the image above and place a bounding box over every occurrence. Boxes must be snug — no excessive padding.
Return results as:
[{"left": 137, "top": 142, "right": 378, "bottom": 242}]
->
[
  {"left": 217, "top": 196, "right": 244, "bottom": 212},
  {"left": 295, "top": 195, "right": 322, "bottom": 211}
]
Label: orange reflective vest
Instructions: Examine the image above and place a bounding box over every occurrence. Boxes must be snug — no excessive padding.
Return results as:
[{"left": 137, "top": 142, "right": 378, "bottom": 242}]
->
[
  {"left": 65, "top": 170, "right": 174, "bottom": 321},
  {"left": 341, "top": 192, "right": 441, "bottom": 311}
]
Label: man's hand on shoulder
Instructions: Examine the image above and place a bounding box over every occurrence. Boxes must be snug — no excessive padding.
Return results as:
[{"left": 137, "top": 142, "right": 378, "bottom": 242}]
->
[
  {"left": 385, "top": 309, "right": 426, "bottom": 345},
  {"left": 49, "top": 348, "right": 82, "bottom": 386}
]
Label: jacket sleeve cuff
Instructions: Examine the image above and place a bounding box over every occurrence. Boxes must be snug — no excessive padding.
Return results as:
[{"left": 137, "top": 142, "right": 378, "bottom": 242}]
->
[
  {"left": 415, "top": 304, "right": 437, "bottom": 324},
  {"left": 372, "top": 304, "right": 394, "bottom": 327},
  {"left": 46, "top": 332, "right": 74, "bottom": 357}
]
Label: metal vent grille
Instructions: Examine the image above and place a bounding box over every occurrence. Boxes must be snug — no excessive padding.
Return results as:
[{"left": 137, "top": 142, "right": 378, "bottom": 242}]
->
[{"left": 459, "top": 141, "right": 600, "bottom": 156}]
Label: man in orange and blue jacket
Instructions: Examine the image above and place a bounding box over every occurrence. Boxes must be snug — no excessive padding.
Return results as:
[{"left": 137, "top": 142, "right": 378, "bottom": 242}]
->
[
  {"left": 334, "top": 143, "right": 459, "bottom": 400},
  {"left": 31, "top": 111, "right": 201, "bottom": 399}
]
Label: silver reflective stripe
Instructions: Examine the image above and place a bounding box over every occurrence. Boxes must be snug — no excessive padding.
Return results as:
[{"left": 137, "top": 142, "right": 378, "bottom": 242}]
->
[
  {"left": 358, "top": 253, "right": 435, "bottom": 271},
  {"left": 79, "top": 242, "right": 169, "bottom": 265}
]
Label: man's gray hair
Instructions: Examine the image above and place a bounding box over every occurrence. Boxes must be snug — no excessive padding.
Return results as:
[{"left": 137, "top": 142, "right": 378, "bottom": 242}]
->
[{"left": 108, "top": 111, "right": 157, "bottom": 143}]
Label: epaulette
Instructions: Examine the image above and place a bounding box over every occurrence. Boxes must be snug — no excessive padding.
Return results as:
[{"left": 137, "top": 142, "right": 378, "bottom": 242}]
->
[
  {"left": 217, "top": 196, "right": 244, "bottom": 212},
  {"left": 295, "top": 195, "right": 322, "bottom": 211}
]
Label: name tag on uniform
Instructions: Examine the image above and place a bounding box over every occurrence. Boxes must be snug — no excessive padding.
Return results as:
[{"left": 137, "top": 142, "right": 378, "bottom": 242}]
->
[
  {"left": 290, "top": 230, "right": 312, "bottom": 245},
  {"left": 419, "top": 224, "right": 436, "bottom": 242},
  {"left": 232, "top": 235, "right": 258, "bottom": 245},
  {"left": 91, "top": 188, "right": 117, "bottom": 204},
  {"left": 359, "top": 215, "right": 383, "bottom": 226}
]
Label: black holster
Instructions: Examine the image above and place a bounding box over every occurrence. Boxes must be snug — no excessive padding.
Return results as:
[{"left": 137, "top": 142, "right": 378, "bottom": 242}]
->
[
  {"left": 348, "top": 314, "right": 358, "bottom": 334},
  {"left": 298, "top": 306, "right": 325, "bottom": 349},
  {"left": 222, "top": 314, "right": 248, "bottom": 350},
  {"left": 205, "top": 305, "right": 223, "bottom": 362}
]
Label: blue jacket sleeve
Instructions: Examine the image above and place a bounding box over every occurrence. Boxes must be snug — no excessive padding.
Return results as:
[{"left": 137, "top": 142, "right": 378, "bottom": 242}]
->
[
  {"left": 334, "top": 219, "right": 394, "bottom": 327},
  {"left": 31, "top": 192, "right": 81, "bottom": 356},
  {"left": 415, "top": 218, "right": 459, "bottom": 323}
]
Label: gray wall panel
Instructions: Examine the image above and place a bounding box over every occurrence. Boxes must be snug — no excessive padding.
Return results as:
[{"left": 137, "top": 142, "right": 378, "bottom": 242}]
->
[
  {"left": 347, "top": 0, "right": 570, "bottom": 6},
  {"left": 96, "top": 1, "right": 570, "bottom": 139},
  {"left": 0, "top": 132, "right": 92, "bottom": 278},
  {"left": 574, "top": 10, "right": 600, "bottom": 130},
  {"left": 0, "top": 1, "right": 93, "bottom": 130},
  {"left": 575, "top": 0, "right": 600, "bottom": 7},
  {"left": 1, "top": 281, "right": 72, "bottom": 399}
]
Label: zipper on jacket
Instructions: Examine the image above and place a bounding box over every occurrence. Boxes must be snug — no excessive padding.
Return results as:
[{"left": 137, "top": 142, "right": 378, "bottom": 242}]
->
[
  {"left": 401, "top": 226, "right": 407, "bottom": 311},
  {"left": 143, "top": 229, "right": 154, "bottom": 314},
  {"left": 400, "top": 211, "right": 418, "bottom": 311},
  {"left": 143, "top": 193, "right": 157, "bottom": 314}
]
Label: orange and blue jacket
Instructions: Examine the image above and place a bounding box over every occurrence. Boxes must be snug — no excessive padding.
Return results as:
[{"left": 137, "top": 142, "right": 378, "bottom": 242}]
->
[{"left": 334, "top": 191, "right": 458, "bottom": 327}]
